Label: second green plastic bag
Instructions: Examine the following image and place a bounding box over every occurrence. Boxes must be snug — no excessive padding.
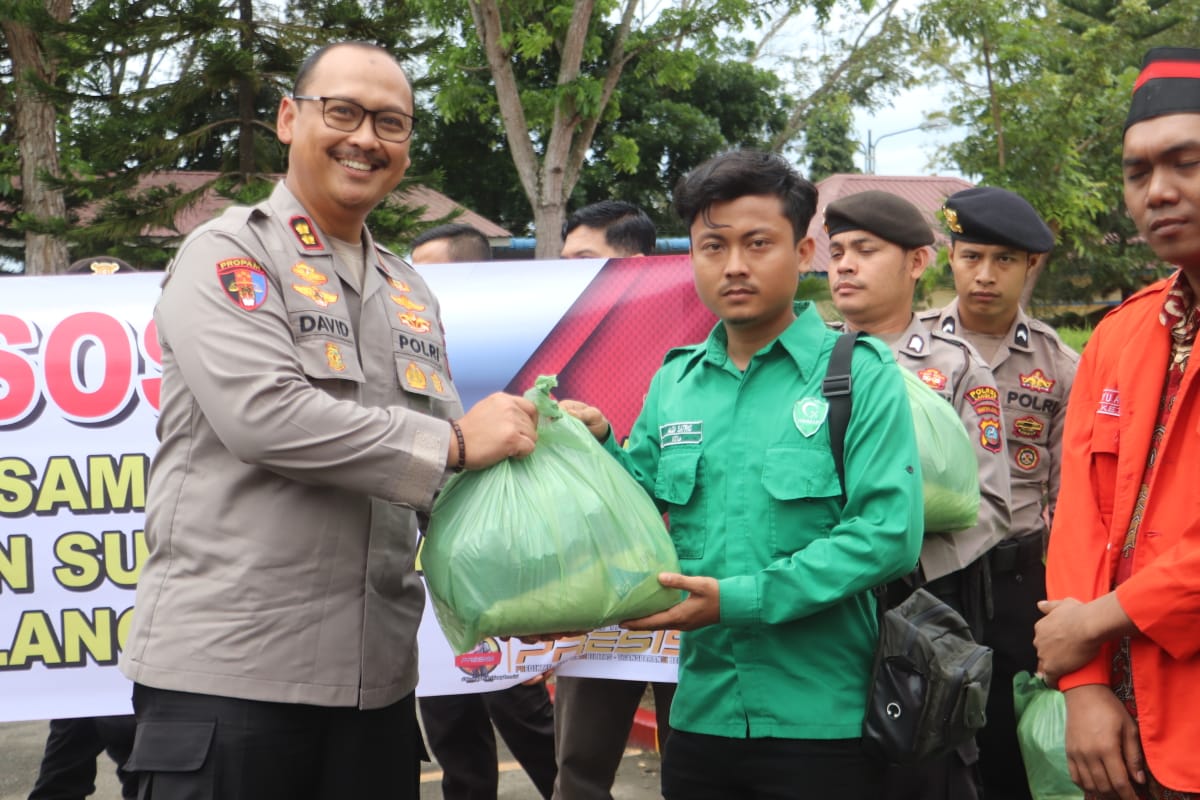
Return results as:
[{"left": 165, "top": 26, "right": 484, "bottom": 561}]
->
[
  {"left": 1014, "top": 671, "right": 1084, "bottom": 800},
  {"left": 422, "top": 376, "right": 684, "bottom": 654},
  {"left": 901, "top": 368, "right": 980, "bottom": 533}
]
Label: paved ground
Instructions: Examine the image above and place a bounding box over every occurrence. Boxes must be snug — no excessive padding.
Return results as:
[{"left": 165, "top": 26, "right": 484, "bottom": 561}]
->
[{"left": 0, "top": 718, "right": 664, "bottom": 800}]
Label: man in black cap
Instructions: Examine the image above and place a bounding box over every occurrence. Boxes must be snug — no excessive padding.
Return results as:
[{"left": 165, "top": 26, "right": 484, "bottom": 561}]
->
[
  {"left": 28, "top": 254, "right": 138, "bottom": 800},
  {"left": 1036, "top": 46, "right": 1200, "bottom": 800},
  {"left": 66, "top": 256, "right": 134, "bottom": 275},
  {"left": 919, "top": 186, "right": 1078, "bottom": 800},
  {"left": 826, "top": 190, "right": 1011, "bottom": 800}
]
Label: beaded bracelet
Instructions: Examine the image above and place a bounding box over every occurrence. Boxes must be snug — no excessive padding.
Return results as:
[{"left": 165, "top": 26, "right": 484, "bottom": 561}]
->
[{"left": 449, "top": 419, "right": 466, "bottom": 473}]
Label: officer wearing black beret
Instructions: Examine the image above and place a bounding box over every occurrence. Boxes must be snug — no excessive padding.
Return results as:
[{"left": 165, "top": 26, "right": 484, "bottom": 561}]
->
[
  {"left": 941, "top": 187, "right": 1055, "bottom": 254},
  {"left": 824, "top": 190, "right": 935, "bottom": 249},
  {"left": 827, "top": 189, "right": 1013, "bottom": 800},
  {"left": 66, "top": 255, "right": 134, "bottom": 274},
  {"left": 920, "top": 189, "right": 1078, "bottom": 800}
]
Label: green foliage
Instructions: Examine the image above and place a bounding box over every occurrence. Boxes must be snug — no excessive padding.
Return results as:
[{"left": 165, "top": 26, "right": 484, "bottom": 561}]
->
[
  {"left": 921, "top": 0, "right": 1199, "bottom": 306},
  {"left": 1056, "top": 326, "right": 1093, "bottom": 354}
]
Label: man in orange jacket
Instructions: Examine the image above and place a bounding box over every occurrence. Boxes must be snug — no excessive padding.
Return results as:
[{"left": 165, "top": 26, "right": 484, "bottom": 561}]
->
[{"left": 1036, "top": 46, "right": 1200, "bottom": 800}]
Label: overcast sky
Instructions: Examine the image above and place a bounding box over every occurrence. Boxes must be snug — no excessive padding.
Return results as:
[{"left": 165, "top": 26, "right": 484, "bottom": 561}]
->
[{"left": 851, "top": 82, "right": 965, "bottom": 178}]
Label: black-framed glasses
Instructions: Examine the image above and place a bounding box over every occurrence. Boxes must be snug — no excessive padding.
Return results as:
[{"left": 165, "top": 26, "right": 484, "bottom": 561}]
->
[{"left": 292, "top": 95, "right": 415, "bottom": 143}]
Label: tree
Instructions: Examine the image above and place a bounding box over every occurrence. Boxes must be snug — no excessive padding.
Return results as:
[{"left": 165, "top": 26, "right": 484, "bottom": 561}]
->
[
  {"left": 2, "top": 0, "right": 72, "bottom": 274},
  {"left": 920, "top": 0, "right": 1200, "bottom": 314},
  {"left": 416, "top": 0, "right": 850, "bottom": 256}
]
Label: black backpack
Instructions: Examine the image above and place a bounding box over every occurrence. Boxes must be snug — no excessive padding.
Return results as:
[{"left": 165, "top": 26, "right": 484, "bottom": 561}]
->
[{"left": 822, "top": 331, "right": 993, "bottom": 765}]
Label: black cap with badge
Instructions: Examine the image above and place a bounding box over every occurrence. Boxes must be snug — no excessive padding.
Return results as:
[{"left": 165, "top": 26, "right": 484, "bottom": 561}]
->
[
  {"left": 1125, "top": 46, "right": 1200, "bottom": 132},
  {"left": 942, "top": 187, "right": 1054, "bottom": 254},
  {"left": 67, "top": 256, "right": 134, "bottom": 275},
  {"left": 824, "top": 190, "right": 935, "bottom": 249}
]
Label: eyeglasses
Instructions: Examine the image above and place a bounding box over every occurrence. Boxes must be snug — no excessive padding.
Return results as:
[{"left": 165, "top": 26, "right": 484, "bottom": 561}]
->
[{"left": 292, "top": 95, "right": 415, "bottom": 143}]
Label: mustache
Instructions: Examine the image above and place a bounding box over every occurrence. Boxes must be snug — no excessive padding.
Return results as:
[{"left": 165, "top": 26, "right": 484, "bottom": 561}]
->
[
  {"left": 833, "top": 279, "right": 864, "bottom": 291},
  {"left": 330, "top": 147, "right": 388, "bottom": 168}
]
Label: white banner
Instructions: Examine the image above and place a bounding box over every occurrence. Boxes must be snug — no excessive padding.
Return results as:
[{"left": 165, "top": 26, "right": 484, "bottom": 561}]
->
[{"left": 0, "top": 257, "right": 714, "bottom": 718}]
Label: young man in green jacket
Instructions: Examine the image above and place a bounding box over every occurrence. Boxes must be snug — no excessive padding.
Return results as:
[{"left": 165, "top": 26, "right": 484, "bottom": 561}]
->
[{"left": 562, "top": 149, "right": 923, "bottom": 799}]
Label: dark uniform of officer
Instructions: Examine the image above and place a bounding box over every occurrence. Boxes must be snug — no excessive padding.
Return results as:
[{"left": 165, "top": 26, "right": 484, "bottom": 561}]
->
[
  {"left": 920, "top": 189, "right": 1079, "bottom": 800},
  {"left": 29, "top": 256, "right": 139, "bottom": 800},
  {"left": 825, "top": 192, "right": 1012, "bottom": 800}
]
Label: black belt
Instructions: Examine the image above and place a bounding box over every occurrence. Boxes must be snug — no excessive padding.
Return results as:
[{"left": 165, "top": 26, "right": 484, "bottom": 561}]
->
[{"left": 989, "top": 532, "right": 1044, "bottom": 575}]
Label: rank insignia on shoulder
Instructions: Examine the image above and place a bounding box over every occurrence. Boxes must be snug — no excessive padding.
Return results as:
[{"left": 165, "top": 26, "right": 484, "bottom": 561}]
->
[
  {"left": 216, "top": 257, "right": 268, "bottom": 311},
  {"left": 906, "top": 334, "right": 926, "bottom": 354},
  {"left": 291, "top": 216, "right": 324, "bottom": 250},
  {"left": 793, "top": 397, "right": 829, "bottom": 438},
  {"left": 431, "top": 372, "right": 446, "bottom": 394},
  {"left": 1015, "top": 323, "right": 1030, "bottom": 347}
]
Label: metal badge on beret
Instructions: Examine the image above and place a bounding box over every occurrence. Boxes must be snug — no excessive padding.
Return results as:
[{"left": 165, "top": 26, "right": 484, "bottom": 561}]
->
[{"left": 943, "top": 187, "right": 1054, "bottom": 254}]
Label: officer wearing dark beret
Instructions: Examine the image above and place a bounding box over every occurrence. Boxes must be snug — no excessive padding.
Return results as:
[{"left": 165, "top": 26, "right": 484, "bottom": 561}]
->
[
  {"left": 920, "top": 184, "right": 1077, "bottom": 800},
  {"left": 824, "top": 190, "right": 935, "bottom": 249},
  {"left": 826, "top": 189, "right": 1013, "bottom": 800},
  {"left": 941, "top": 187, "right": 1054, "bottom": 254},
  {"left": 66, "top": 255, "right": 134, "bottom": 274}
]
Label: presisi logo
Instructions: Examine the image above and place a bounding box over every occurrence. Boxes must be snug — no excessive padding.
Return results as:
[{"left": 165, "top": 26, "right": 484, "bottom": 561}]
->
[
  {"left": 660, "top": 421, "right": 702, "bottom": 447},
  {"left": 455, "top": 638, "right": 503, "bottom": 679}
]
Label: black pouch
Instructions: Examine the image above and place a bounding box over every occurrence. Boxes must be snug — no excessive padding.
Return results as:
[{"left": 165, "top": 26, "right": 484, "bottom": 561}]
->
[{"left": 862, "top": 587, "right": 992, "bottom": 765}]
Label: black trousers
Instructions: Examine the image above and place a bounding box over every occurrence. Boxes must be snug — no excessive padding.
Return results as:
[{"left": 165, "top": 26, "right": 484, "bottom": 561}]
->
[
  {"left": 977, "top": 534, "right": 1045, "bottom": 800},
  {"left": 28, "top": 715, "right": 139, "bottom": 800},
  {"left": 419, "top": 682, "right": 557, "bottom": 799},
  {"left": 128, "top": 684, "right": 422, "bottom": 800},
  {"left": 661, "top": 730, "right": 883, "bottom": 800}
]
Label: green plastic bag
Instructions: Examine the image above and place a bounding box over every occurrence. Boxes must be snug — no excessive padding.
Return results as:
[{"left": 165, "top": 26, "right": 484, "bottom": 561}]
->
[
  {"left": 901, "top": 368, "right": 980, "bottom": 533},
  {"left": 1014, "top": 671, "right": 1083, "bottom": 800},
  {"left": 422, "top": 376, "right": 684, "bottom": 654}
]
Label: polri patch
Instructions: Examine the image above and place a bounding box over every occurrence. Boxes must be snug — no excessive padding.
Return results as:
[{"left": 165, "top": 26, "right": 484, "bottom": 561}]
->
[
  {"left": 217, "top": 257, "right": 268, "bottom": 311},
  {"left": 660, "top": 421, "right": 702, "bottom": 447},
  {"left": 793, "top": 397, "right": 829, "bottom": 438}
]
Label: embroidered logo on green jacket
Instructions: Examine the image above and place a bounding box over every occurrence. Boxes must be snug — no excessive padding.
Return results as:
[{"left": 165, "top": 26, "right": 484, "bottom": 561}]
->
[{"left": 792, "top": 397, "right": 829, "bottom": 437}]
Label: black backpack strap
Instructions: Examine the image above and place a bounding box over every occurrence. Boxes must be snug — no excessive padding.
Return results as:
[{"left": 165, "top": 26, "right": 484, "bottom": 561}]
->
[
  {"left": 822, "top": 331, "right": 864, "bottom": 492},
  {"left": 823, "top": 330, "right": 920, "bottom": 614}
]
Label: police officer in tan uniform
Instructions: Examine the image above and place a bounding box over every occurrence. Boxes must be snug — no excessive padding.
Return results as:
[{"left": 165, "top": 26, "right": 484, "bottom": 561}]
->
[
  {"left": 118, "top": 42, "right": 537, "bottom": 800},
  {"left": 824, "top": 190, "right": 1011, "bottom": 800},
  {"left": 919, "top": 187, "right": 1078, "bottom": 800}
]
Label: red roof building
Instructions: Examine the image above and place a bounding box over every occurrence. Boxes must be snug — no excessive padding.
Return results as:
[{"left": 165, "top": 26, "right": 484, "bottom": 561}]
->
[{"left": 806, "top": 174, "right": 975, "bottom": 273}]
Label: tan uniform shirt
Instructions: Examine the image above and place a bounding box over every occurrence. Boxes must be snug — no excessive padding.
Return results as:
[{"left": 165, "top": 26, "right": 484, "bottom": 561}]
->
[
  {"left": 920, "top": 300, "right": 1078, "bottom": 542},
  {"left": 833, "top": 317, "right": 1012, "bottom": 580},
  {"left": 120, "top": 182, "right": 461, "bottom": 709}
]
